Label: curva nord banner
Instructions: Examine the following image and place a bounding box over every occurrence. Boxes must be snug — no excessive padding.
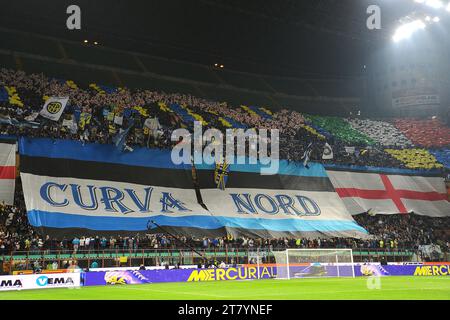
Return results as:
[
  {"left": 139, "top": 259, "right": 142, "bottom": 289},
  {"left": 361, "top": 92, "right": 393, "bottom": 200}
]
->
[
  {"left": 195, "top": 155, "right": 367, "bottom": 239},
  {"left": 19, "top": 137, "right": 367, "bottom": 238}
]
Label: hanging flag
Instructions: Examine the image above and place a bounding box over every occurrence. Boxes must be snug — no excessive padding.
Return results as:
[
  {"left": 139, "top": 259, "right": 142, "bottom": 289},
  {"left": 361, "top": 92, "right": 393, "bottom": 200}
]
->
[
  {"left": 0, "top": 140, "right": 16, "bottom": 205},
  {"left": 39, "top": 97, "right": 68, "bottom": 121},
  {"left": 301, "top": 142, "right": 313, "bottom": 169},
  {"left": 107, "top": 112, "right": 115, "bottom": 121},
  {"left": 322, "top": 142, "right": 333, "bottom": 160},
  {"left": 0, "top": 114, "right": 13, "bottom": 125},
  {"left": 214, "top": 160, "right": 229, "bottom": 190}
]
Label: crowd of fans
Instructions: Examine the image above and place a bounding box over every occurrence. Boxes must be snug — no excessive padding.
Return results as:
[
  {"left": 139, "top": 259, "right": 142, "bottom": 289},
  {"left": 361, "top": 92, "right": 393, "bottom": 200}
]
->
[{"left": 0, "top": 68, "right": 449, "bottom": 261}]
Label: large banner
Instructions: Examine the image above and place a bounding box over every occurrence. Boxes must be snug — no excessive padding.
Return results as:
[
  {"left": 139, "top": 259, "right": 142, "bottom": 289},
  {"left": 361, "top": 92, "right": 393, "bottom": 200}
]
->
[
  {"left": 327, "top": 169, "right": 450, "bottom": 216},
  {"left": 0, "top": 273, "right": 81, "bottom": 291},
  {"left": 195, "top": 159, "right": 368, "bottom": 239},
  {"left": 0, "top": 140, "right": 16, "bottom": 205},
  {"left": 19, "top": 138, "right": 367, "bottom": 239}
]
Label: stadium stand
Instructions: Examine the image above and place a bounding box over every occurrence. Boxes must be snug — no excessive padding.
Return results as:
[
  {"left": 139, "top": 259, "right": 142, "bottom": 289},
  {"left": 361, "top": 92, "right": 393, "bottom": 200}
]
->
[{"left": 0, "top": 66, "right": 449, "bottom": 273}]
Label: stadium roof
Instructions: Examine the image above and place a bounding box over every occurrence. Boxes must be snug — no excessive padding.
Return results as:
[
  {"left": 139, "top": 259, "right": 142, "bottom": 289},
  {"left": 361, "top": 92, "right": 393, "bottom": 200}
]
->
[{"left": 0, "top": 0, "right": 448, "bottom": 78}]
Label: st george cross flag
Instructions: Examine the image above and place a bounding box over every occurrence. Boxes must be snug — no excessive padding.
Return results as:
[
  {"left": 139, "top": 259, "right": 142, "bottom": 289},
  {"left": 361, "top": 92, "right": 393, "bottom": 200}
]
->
[
  {"left": 39, "top": 97, "right": 68, "bottom": 121},
  {"left": 322, "top": 142, "right": 333, "bottom": 160},
  {"left": 0, "top": 140, "right": 16, "bottom": 205},
  {"left": 327, "top": 170, "right": 450, "bottom": 217}
]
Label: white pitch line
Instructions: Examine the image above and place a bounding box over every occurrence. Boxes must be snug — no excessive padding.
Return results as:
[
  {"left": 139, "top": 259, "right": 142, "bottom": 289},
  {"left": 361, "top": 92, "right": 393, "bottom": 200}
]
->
[{"left": 99, "top": 283, "right": 450, "bottom": 299}]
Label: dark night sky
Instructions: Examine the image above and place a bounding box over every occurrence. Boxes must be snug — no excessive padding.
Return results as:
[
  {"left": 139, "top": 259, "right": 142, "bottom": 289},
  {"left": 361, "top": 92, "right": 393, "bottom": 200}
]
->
[{"left": 0, "top": 0, "right": 447, "bottom": 77}]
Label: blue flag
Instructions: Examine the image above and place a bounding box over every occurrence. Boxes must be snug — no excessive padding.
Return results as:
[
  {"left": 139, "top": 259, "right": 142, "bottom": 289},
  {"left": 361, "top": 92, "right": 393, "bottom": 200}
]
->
[{"left": 113, "top": 120, "right": 134, "bottom": 151}]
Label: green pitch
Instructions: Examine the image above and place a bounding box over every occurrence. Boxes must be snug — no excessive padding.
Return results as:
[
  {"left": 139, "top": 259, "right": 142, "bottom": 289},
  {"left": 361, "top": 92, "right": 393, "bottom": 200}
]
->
[{"left": 0, "top": 276, "right": 449, "bottom": 300}]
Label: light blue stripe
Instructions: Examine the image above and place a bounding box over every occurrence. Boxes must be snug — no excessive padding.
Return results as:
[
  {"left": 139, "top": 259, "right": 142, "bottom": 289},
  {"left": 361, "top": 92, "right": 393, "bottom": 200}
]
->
[
  {"left": 27, "top": 210, "right": 367, "bottom": 233},
  {"left": 195, "top": 154, "right": 328, "bottom": 177}
]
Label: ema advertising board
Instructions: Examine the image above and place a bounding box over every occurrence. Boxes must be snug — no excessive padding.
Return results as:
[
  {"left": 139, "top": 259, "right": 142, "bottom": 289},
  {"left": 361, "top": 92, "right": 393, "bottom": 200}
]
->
[{"left": 0, "top": 273, "right": 81, "bottom": 291}]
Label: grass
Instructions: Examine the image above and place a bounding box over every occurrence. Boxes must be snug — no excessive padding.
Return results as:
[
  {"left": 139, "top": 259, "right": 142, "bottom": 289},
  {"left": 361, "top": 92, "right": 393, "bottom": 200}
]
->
[{"left": 0, "top": 276, "right": 449, "bottom": 300}]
